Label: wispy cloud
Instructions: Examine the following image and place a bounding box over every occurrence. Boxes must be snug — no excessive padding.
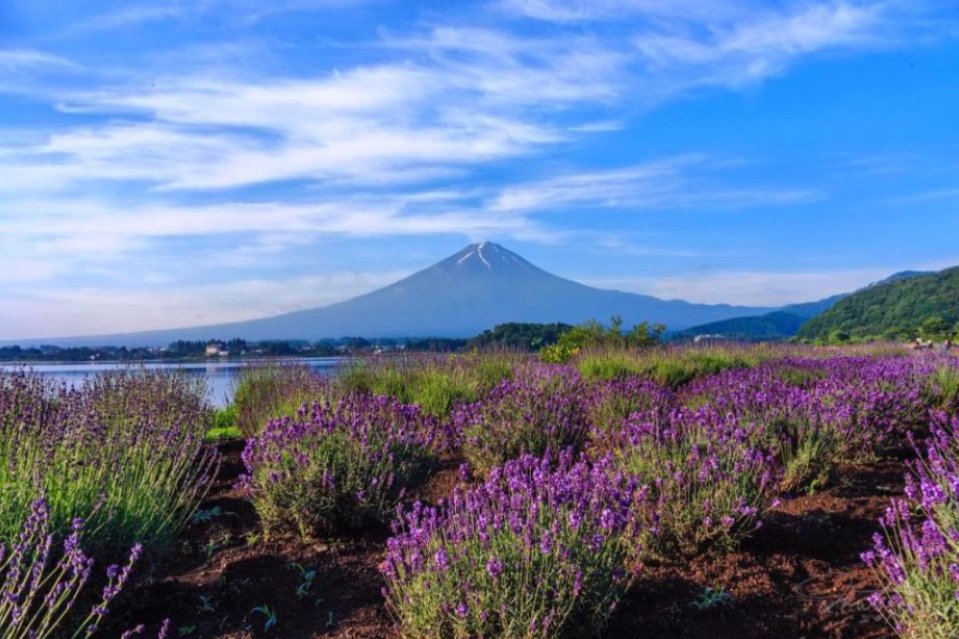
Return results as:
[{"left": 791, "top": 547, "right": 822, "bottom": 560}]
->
[
  {"left": 498, "top": 0, "right": 753, "bottom": 23},
  {"left": 67, "top": 0, "right": 379, "bottom": 33},
  {"left": 489, "top": 157, "right": 822, "bottom": 213},
  {"left": 632, "top": 2, "right": 893, "bottom": 91},
  {"left": 0, "top": 29, "right": 618, "bottom": 191},
  {"left": 0, "top": 49, "right": 81, "bottom": 72},
  {"left": 503, "top": 0, "right": 941, "bottom": 97}
]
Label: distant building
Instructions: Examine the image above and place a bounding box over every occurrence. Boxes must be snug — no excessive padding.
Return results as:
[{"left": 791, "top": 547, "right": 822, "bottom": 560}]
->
[
  {"left": 693, "top": 334, "right": 732, "bottom": 345},
  {"left": 205, "top": 343, "right": 227, "bottom": 357}
]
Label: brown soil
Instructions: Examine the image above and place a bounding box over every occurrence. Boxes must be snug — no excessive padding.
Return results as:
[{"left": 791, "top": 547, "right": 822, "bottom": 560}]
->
[
  {"left": 112, "top": 443, "right": 902, "bottom": 639},
  {"left": 607, "top": 463, "right": 902, "bottom": 639}
]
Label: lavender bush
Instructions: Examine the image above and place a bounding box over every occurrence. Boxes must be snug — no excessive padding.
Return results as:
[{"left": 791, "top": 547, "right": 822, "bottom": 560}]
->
[
  {"left": 233, "top": 363, "right": 333, "bottom": 438},
  {"left": 863, "top": 412, "right": 959, "bottom": 639},
  {"left": 239, "top": 394, "right": 437, "bottom": 538},
  {"left": 921, "top": 364, "right": 959, "bottom": 414},
  {"left": 0, "top": 370, "right": 217, "bottom": 556},
  {"left": 0, "top": 496, "right": 141, "bottom": 639},
  {"left": 455, "top": 367, "right": 590, "bottom": 477},
  {"left": 682, "top": 357, "right": 936, "bottom": 494},
  {"left": 380, "top": 451, "right": 646, "bottom": 639},
  {"left": 586, "top": 377, "right": 674, "bottom": 438},
  {"left": 593, "top": 406, "right": 779, "bottom": 557}
]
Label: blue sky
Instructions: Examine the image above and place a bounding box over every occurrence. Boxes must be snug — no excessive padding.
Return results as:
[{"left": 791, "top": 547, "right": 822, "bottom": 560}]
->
[{"left": 1, "top": 0, "right": 958, "bottom": 339}]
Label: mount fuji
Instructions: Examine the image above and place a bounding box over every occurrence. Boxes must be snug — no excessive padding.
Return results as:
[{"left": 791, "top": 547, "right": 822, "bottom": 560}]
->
[{"left": 10, "top": 242, "right": 773, "bottom": 347}]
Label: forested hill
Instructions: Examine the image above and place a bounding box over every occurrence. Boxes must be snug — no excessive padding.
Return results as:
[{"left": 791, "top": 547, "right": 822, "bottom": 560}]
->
[
  {"left": 797, "top": 267, "right": 959, "bottom": 342},
  {"left": 671, "top": 311, "right": 808, "bottom": 342}
]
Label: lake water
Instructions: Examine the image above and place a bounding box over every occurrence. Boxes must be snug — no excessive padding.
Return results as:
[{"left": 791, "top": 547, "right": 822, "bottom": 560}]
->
[{"left": 0, "top": 358, "right": 345, "bottom": 407}]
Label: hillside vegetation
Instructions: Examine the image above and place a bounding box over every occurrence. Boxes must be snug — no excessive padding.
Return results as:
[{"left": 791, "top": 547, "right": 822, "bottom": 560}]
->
[
  {"left": 798, "top": 267, "right": 959, "bottom": 342},
  {"left": 672, "top": 311, "right": 807, "bottom": 342}
]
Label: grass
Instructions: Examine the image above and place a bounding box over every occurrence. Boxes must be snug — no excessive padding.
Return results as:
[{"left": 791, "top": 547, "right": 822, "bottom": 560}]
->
[
  {"left": 336, "top": 353, "right": 516, "bottom": 417},
  {"left": 575, "top": 347, "right": 757, "bottom": 387}
]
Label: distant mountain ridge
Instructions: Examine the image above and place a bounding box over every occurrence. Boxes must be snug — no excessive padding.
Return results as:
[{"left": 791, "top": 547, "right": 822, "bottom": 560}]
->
[
  {"left": 5, "top": 242, "right": 774, "bottom": 348},
  {"left": 797, "top": 267, "right": 959, "bottom": 342},
  {"left": 673, "top": 271, "right": 935, "bottom": 342}
]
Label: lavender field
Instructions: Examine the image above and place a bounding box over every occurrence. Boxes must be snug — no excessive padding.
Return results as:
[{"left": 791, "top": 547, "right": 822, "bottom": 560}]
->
[{"left": 2, "top": 345, "right": 958, "bottom": 639}]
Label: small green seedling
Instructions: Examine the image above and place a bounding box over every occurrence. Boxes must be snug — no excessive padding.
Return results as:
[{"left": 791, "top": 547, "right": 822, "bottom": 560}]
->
[
  {"left": 691, "top": 587, "right": 734, "bottom": 611},
  {"left": 197, "top": 595, "right": 215, "bottom": 613},
  {"left": 288, "top": 562, "right": 317, "bottom": 598},
  {"left": 200, "top": 538, "right": 222, "bottom": 559},
  {"left": 178, "top": 626, "right": 196, "bottom": 637},
  {"left": 191, "top": 506, "right": 236, "bottom": 525},
  {"left": 251, "top": 605, "right": 278, "bottom": 632}
]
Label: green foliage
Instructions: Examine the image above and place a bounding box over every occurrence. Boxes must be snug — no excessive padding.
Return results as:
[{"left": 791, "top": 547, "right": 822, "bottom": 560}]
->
[
  {"left": 921, "top": 316, "right": 952, "bottom": 340},
  {"left": 336, "top": 355, "right": 515, "bottom": 418},
  {"left": 774, "top": 416, "right": 837, "bottom": 494},
  {"left": 539, "top": 317, "right": 665, "bottom": 364},
  {"left": 923, "top": 366, "right": 959, "bottom": 413},
  {"left": 691, "top": 587, "right": 734, "bottom": 611},
  {"left": 468, "top": 322, "right": 573, "bottom": 351},
  {"left": 205, "top": 404, "right": 241, "bottom": 441},
  {"left": 575, "top": 349, "right": 752, "bottom": 387},
  {"left": 673, "top": 311, "right": 807, "bottom": 343},
  {"left": 403, "top": 337, "right": 469, "bottom": 352},
  {"left": 829, "top": 329, "right": 852, "bottom": 344},
  {"left": 798, "top": 267, "right": 959, "bottom": 343}
]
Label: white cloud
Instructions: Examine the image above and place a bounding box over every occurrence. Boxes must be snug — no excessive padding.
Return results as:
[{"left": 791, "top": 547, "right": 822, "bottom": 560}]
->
[
  {"left": 489, "top": 158, "right": 822, "bottom": 213},
  {"left": 0, "top": 49, "right": 81, "bottom": 72},
  {"left": 498, "top": 0, "right": 754, "bottom": 23},
  {"left": 503, "top": 0, "right": 928, "bottom": 97},
  {"left": 68, "top": 0, "right": 378, "bottom": 33},
  {"left": 0, "top": 3, "right": 922, "bottom": 196},
  {"left": 632, "top": 2, "right": 891, "bottom": 89},
  {"left": 0, "top": 31, "right": 617, "bottom": 191}
]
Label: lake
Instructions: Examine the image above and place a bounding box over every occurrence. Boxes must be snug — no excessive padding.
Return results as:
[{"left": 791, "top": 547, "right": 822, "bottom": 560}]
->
[{"left": 0, "top": 358, "right": 345, "bottom": 407}]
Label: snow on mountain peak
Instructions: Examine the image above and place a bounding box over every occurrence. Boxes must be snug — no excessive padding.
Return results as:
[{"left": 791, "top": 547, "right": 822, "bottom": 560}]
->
[{"left": 444, "top": 242, "right": 541, "bottom": 277}]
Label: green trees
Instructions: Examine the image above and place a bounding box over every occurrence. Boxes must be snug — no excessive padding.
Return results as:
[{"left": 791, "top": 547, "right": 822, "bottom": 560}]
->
[
  {"left": 468, "top": 323, "right": 573, "bottom": 351},
  {"left": 828, "top": 329, "right": 852, "bottom": 344},
  {"left": 920, "top": 316, "right": 952, "bottom": 340},
  {"left": 798, "top": 267, "right": 959, "bottom": 343},
  {"left": 540, "top": 316, "right": 666, "bottom": 363}
]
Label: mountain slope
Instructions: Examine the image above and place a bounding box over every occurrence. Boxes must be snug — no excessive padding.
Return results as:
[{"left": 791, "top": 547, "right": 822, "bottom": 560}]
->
[
  {"left": 779, "top": 294, "right": 849, "bottom": 319},
  {"left": 674, "top": 271, "right": 936, "bottom": 343},
  {"left": 9, "top": 242, "right": 773, "bottom": 347},
  {"left": 671, "top": 293, "right": 848, "bottom": 342},
  {"left": 672, "top": 311, "right": 808, "bottom": 342},
  {"left": 797, "top": 267, "right": 959, "bottom": 341}
]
